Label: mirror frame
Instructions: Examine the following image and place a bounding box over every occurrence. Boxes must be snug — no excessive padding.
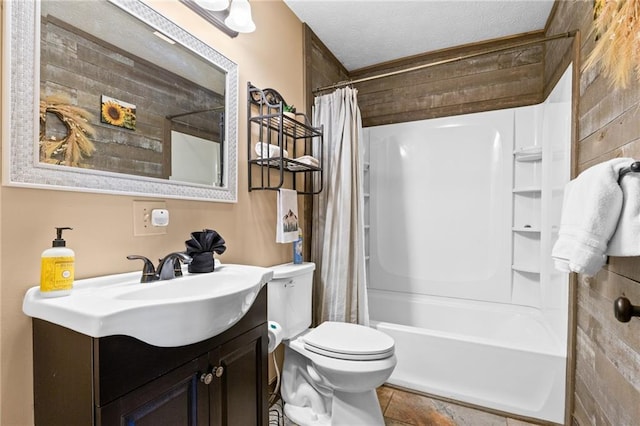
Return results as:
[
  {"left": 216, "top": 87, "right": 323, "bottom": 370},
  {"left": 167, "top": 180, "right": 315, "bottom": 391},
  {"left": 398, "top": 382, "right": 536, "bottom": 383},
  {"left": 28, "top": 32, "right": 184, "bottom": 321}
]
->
[{"left": 2, "top": 0, "right": 239, "bottom": 202}]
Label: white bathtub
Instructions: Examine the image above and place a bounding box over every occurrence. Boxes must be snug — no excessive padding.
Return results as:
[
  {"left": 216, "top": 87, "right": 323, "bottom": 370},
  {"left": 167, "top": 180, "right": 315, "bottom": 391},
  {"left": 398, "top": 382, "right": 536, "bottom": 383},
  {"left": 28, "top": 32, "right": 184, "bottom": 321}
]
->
[
  {"left": 363, "top": 72, "right": 573, "bottom": 423},
  {"left": 369, "top": 288, "right": 566, "bottom": 424}
]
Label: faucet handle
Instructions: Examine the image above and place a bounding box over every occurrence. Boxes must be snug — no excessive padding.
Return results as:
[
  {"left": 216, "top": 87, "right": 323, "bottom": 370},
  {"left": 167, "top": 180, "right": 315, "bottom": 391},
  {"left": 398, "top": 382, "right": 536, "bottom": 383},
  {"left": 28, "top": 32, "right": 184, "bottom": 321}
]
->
[
  {"left": 126, "top": 255, "right": 157, "bottom": 283},
  {"left": 157, "top": 252, "right": 192, "bottom": 280}
]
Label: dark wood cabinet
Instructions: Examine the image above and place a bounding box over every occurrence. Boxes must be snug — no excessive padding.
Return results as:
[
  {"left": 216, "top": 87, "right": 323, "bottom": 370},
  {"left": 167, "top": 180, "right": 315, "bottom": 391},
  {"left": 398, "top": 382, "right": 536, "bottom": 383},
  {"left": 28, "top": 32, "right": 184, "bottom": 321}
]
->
[
  {"left": 32, "top": 287, "right": 268, "bottom": 426},
  {"left": 98, "top": 355, "right": 210, "bottom": 426}
]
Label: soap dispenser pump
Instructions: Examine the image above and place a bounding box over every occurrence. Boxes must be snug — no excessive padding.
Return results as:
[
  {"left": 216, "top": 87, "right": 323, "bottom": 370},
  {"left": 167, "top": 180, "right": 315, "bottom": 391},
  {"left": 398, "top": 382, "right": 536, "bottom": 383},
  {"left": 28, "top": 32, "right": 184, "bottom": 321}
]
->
[{"left": 40, "top": 227, "right": 75, "bottom": 298}]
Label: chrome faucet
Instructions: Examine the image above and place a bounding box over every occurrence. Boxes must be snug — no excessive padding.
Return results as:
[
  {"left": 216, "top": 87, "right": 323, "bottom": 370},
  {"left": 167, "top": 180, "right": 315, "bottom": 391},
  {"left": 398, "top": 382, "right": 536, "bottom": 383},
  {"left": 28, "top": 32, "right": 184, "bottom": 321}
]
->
[{"left": 127, "top": 252, "right": 192, "bottom": 282}]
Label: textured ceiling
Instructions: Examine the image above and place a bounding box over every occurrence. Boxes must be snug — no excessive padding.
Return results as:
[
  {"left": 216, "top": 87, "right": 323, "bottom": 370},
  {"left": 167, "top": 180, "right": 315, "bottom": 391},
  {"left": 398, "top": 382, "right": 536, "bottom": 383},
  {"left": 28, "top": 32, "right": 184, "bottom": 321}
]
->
[{"left": 283, "top": 0, "right": 556, "bottom": 71}]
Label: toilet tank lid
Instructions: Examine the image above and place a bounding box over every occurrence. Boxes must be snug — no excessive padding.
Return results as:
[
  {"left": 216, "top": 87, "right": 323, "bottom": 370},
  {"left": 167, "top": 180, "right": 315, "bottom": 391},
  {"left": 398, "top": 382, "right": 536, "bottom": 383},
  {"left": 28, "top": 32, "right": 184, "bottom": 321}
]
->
[{"left": 270, "top": 262, "right": 316, "bottom": 279}]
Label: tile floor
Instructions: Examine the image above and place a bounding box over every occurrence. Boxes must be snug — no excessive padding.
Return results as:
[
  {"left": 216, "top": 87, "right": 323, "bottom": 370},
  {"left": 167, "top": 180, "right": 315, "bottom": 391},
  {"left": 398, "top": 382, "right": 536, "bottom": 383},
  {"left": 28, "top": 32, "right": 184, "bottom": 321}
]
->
[
  {"left": 377, "top": 386, "right": 541, "bottom": 426},
  {"left": 270, "top": 385, "right": 544, "bottom": 426}
]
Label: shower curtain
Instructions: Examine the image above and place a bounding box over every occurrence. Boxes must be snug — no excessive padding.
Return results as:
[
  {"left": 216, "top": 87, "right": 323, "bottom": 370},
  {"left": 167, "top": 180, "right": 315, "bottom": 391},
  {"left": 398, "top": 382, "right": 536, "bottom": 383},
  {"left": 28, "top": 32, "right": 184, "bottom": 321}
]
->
[{"left": 311, "top": 87, "right": 369, "bottom": 326}]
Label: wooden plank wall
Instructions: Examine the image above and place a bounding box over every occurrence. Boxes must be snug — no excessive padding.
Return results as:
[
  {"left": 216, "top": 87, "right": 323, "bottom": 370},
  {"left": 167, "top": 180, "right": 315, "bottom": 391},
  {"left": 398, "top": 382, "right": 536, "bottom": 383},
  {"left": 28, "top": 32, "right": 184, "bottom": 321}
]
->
[
  {"left": 545, "top": 1, "right": 640, "bottom": 425},
  {"left": 40, "top": 17, "right": 222, "bottom": 179},
  {"left": 302, "top": 25, "right": 350, "bottom": 261},
  {"left": 303, "top": 25, "right": 350, "bottom": 116},
  {"left": 349, "top": 32, "right": 546, "bottom": 127}
]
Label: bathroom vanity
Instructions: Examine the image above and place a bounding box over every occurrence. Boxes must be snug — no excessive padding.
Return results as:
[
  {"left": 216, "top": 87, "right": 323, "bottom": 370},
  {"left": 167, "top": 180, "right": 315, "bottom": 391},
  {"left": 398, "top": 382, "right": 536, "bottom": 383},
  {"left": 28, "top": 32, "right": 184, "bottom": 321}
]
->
[
  {"left": 32, "top": 287, "right": 268, "bottom": 426},
  {"left": 23, "top": 263, "right": 273, "bottom": 425}
]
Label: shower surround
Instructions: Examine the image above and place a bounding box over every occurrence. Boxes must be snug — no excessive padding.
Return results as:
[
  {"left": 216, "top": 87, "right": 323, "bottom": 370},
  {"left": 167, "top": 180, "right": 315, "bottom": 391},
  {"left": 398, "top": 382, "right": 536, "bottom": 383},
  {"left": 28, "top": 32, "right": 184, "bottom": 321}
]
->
[{"left": 365, "top": 68, "right": 572, "bottom": 424}]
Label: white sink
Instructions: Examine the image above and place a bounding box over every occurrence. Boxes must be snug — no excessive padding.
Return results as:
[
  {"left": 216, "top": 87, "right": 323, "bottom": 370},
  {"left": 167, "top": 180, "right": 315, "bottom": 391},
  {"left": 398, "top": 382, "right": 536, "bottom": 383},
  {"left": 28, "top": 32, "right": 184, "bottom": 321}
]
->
[{"left": 22, "top": 264, "right": 273, "bottom": 347}]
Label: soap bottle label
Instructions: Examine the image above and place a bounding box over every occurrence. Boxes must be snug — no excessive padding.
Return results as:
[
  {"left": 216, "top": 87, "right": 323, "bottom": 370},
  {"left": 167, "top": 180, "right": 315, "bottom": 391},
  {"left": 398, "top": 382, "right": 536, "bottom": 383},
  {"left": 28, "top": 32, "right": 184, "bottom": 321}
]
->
[{"left": 40, "top": 256, "right": 75, "bottom": 292}]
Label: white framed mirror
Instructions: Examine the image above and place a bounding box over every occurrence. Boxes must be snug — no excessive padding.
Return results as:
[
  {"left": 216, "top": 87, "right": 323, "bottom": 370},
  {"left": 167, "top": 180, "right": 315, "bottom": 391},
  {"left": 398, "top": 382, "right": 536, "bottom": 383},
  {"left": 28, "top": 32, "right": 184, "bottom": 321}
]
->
[{"left": 3, "top": 0, "right": 238, "bottom": 202}]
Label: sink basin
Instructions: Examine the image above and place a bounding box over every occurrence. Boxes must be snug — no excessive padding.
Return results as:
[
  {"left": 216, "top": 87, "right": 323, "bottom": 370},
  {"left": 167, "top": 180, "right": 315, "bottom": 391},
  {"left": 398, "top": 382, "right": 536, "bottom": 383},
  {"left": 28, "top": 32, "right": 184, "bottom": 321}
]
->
[{"left": 22, "top": 264, "right": 273, "bottom": 347}]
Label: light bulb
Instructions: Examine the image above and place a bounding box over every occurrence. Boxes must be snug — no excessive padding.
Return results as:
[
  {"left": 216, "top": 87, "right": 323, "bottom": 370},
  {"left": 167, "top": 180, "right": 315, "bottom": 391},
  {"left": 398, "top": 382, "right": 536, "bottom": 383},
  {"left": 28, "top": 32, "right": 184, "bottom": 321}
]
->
[{"left": 224, "top": 0, "right": 256, "bottom": 33}]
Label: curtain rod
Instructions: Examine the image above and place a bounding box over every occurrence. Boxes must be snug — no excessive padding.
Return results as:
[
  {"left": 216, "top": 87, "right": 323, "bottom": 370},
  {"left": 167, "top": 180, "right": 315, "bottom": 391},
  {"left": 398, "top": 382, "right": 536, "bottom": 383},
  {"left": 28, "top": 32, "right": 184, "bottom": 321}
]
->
[
  {"left": 166, "top": 105, "right": 225, "bottom": 120},
  {"left": 313, "top": 30, "right": 578, "bottom": 94}
]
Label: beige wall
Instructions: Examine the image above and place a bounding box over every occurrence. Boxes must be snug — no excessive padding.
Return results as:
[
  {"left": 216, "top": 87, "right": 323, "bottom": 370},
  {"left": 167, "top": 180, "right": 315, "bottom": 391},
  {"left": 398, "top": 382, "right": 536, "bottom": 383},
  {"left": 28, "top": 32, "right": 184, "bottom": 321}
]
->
[{"left": 0, "top": 1, "right": 305, "bottom": 424}]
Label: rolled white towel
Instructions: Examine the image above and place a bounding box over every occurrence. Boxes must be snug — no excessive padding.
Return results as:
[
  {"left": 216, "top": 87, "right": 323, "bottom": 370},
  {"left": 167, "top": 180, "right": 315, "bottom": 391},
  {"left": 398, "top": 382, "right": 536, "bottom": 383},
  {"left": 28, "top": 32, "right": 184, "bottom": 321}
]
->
[
  {"left": 255, "top": 142, "right": 288, "bottom": 159},
  {"left": 552, "top": 158, "right": 631, "bottom": 276}
]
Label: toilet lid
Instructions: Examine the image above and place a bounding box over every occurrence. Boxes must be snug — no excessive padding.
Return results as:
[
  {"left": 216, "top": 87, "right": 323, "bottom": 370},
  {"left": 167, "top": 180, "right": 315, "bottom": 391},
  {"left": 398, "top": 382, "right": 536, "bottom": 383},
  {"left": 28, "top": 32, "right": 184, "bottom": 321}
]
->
[{"left": 302, "top": 322, "right": 395, "bottom": 361}]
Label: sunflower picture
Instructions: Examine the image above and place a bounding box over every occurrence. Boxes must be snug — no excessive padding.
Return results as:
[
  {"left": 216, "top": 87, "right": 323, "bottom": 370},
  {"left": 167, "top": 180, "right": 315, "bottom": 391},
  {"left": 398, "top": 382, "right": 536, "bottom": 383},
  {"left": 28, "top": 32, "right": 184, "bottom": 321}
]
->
[{"left": 100, "top": 95, "right": 136, "bottom": 130}]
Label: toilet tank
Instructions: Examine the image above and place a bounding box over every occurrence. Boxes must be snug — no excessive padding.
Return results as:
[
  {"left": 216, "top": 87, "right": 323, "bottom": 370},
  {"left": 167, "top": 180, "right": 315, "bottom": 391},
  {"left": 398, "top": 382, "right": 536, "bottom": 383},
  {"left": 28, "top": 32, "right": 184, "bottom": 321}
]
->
[{"left": 268, "top": 262, "right": 316, "bottom": 340}]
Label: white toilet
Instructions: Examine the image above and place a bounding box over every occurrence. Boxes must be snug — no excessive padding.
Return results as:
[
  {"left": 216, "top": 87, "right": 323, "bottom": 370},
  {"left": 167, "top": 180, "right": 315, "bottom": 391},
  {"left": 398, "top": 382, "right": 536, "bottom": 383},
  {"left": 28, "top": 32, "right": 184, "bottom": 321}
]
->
[{"left": 268, "top": 262, "right": 397, "bottom": 426}]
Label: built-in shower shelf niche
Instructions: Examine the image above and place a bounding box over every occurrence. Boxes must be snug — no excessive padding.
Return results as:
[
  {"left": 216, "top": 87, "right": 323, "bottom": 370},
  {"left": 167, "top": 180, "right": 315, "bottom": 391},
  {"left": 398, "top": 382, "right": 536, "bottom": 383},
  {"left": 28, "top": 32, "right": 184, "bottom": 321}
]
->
[
  {"left": 511, "top": 269, "right": 543, "bottom": 307},
  {"left": 512, "top": 226, "right": 541, "bottom": 233},
  {"left": 512, "top": 264, "right": 541, "bottom": 274},
  {"left": 513, "top": 187, "right": 541, "bottom": 193},
  {"left": 513, "top": 191, "right": 541, "bottom": 230},
  {"left": 512, "top": 112, "right": 543, "bottom": 289},
  {"left": 514, "top": 153, "right": 542, "bottom": 188},
  {"left": 510, "top": 85, "right": 570, "bottom": 311},
  {"left": 514, "top": 145, "right": 542, "bottom": 162},
  {"left": 512, "top": 231, "right": 541, "bottom": 270}
]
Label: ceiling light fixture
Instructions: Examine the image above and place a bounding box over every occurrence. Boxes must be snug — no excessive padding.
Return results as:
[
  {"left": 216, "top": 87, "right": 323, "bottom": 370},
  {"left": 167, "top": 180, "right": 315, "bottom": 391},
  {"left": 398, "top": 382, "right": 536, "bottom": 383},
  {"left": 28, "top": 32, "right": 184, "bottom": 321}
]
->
[
  {"left": 194, "top": 0, "right": 229, "bottom": 12},
  {"left": 224, "top": 0, "right": 256, "bottom": 33},
  {"left": 190, "top": 0, "right": 255, "bottom": 34}
]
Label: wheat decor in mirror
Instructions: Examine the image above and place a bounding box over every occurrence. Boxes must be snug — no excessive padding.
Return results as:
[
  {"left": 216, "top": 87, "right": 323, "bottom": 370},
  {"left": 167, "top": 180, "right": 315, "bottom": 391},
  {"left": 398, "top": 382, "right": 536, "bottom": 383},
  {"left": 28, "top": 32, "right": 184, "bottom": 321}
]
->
[{"left": 3, "top": 0, "right": 238, "bottom": 202}]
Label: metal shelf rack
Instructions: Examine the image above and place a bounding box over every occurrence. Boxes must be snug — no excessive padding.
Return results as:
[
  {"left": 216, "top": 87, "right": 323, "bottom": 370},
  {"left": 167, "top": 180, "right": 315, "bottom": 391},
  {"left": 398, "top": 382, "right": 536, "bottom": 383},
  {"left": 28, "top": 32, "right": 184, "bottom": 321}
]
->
[{"left": 247, "top": 83, "right": 324, "bottom": 194}]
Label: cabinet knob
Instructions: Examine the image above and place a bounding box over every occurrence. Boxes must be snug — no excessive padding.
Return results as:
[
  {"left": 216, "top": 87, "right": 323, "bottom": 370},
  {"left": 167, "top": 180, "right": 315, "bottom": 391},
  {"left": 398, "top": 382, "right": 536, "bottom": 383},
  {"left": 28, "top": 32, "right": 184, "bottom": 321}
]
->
[
  {"left": 214, "top": 366, "right": 224, "bottom": 378},
  {"left": 614, "top": 296, "right": 640, "bottom": 322},
  {"left": 200, "top": 372, "right": 214, "bottom": 385}
]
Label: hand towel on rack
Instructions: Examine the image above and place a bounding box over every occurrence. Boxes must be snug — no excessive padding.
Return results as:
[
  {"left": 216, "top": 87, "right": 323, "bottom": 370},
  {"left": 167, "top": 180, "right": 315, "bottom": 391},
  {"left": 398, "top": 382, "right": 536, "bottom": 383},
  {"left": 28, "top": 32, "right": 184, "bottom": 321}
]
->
[
  {"left": 551, "top": 158, "right": 632, "bottom": 276},
  {"left": 607, "top": 159, "right": 640, "bottom": 256},
  {"left": 276, "top": 188, "right": 299, "bottom": 243}
]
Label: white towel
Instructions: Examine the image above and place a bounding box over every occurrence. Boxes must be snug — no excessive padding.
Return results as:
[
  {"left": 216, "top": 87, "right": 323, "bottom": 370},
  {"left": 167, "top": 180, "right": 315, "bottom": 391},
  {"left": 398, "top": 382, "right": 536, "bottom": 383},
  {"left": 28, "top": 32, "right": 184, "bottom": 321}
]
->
[
  {"left": 551, "top": 158, "right": 632, "bottom": 276},
  {"left": 607, "top": 162, "right": 640, "bottom": 256},
  {"left": 276, "top": 189, "right": 299, "bottom": 243},
  {"left": 295, "top": 155, "right": 319, "bottom": 166},
  {"left": 255, "top": 142, "right": 288, "bottom": 159},
  {"left": 288, "top": 155, "right": 320, "bottom": 171}
]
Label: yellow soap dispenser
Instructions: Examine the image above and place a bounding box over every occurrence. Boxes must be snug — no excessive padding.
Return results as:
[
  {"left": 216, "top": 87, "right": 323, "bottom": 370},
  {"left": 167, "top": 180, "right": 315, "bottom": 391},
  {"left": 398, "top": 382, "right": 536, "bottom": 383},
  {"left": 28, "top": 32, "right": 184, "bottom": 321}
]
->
[{"left": 40, "top": 227, "right": 74, "bottom": 298}]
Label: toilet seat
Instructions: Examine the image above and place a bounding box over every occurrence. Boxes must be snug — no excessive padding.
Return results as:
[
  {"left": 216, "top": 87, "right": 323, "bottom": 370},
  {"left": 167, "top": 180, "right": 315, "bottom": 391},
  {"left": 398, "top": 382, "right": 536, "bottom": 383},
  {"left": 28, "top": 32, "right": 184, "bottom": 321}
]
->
[{"left": 301, "top": 321, "right": 395, "bottom": 361}]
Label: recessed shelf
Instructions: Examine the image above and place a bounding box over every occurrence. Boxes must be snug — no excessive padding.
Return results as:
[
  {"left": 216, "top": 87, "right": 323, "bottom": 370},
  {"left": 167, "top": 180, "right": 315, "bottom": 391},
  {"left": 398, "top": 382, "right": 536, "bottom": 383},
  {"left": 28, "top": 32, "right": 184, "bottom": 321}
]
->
[
  {"left": 512, "top": 264, "right": 541, "bottom": 274},
  {"left": 512, "top": 226, "right": 541, "bottom": 233},
  {"left": 513, "top": 186, "right": 542, "bottom": 194},
  {"left": 514, "top": 146, "right": 542, "bottom": 162}
]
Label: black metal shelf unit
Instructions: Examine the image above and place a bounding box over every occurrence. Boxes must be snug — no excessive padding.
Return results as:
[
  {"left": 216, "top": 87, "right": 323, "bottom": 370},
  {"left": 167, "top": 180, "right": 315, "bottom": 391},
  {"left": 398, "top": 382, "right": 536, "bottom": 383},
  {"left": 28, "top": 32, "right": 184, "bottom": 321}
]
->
[{"left": 247, "top": 82, "right": 323, "bottom": 194}]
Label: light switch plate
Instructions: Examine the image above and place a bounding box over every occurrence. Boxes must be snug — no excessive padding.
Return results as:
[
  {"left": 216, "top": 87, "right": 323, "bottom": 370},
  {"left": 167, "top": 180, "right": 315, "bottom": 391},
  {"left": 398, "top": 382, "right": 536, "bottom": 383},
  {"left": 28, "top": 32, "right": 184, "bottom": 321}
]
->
[{"left": 133, "top": 200, "right": 167, "bottom": 236}]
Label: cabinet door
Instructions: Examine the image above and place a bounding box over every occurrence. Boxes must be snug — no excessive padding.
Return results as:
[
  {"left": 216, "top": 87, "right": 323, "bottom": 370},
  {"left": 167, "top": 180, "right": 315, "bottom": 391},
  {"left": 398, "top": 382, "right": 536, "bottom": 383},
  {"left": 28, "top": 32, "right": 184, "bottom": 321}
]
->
[
  {"left": 98, "top": 356, "right": 210, "bottom": 426},
  {"left": 212, "top": 325, "right": 268, "bottom": 426}
]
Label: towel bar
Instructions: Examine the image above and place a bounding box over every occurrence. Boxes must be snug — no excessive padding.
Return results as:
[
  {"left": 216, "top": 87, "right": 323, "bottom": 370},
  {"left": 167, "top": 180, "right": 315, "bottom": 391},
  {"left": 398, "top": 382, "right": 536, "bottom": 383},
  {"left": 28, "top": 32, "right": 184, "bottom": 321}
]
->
[
  {"left": 617, "top": 161, "right": 640, "bottom": 182},
  {"left": 614, "top": 297, "right": 640, "bottom": 322}
]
